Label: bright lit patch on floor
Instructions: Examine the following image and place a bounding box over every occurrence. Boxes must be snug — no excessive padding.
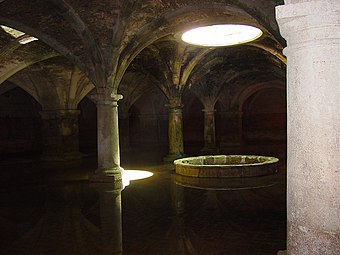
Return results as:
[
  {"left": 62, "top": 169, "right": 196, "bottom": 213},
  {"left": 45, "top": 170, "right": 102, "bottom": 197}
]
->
[
  {"left": 181, "top": 24, "right": 262, "bottom": 47},
  {"left": 122, "top": 169, "right": 154, "bottom": 188}
]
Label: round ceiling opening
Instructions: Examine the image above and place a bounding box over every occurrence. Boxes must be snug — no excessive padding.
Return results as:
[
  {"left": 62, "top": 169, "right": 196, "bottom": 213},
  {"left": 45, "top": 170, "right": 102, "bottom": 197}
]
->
[{"left": 181, "top": 24, "right": 262, "bottom": 47}]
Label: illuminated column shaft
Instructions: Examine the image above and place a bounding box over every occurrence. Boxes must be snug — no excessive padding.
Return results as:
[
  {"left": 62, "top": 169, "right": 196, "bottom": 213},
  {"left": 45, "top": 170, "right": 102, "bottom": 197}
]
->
[
  {"left": 92, "top": 90, "right": 123, "bottom": 182},
  {"left": 276, "top": 1, "right": 340, "bottom": 254},
  {"left": 164, "top": 104, "right": 185, "bottom": 162},
  {"left": 168, "top": 105, "right": 184, "bottom": 155}
]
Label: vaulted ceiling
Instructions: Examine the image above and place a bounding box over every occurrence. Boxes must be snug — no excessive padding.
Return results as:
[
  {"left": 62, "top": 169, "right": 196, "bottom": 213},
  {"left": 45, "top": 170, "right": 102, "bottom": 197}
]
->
[{"left": 0, "top": 0, "right": 286, "bottom": 108}]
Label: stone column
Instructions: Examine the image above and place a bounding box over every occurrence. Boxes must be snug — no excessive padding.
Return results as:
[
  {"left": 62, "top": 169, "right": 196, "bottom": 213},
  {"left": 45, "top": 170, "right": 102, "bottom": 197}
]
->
[
  {"left": 118, "top": 111, "right": 131, "bottom": 153},
  {"left": 201, "top": 108, "right": 217, "bottom": 154},
  {"left": 40, "top": 109, "right": 82, "bottom": 162},
  {"left": 91, "top": 91, "right": 123, "bottom": 182},
  {"left": 276, "top": 1, "right": 340, "bottom": 254},
  {"left": 164, "top": 104, "right": 185, "bottom": 162},
  {"left": 219, "top": 111, "right": 243, "bottom": 147}
]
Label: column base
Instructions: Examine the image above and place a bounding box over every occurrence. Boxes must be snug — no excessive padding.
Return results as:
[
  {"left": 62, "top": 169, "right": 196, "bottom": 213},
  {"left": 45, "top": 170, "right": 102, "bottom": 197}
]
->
[
  {"left": 90, "top": 167, "right": 123, "bottom": 183},
  {"left": 163, "top": 153, "right": 186, "bottom": 163}
]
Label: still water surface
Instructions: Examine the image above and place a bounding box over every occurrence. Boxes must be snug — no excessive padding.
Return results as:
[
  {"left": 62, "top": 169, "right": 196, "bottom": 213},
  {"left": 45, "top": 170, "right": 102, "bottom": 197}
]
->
[{"left": 0, "top": 156, "right": 286, "bottom": 255}]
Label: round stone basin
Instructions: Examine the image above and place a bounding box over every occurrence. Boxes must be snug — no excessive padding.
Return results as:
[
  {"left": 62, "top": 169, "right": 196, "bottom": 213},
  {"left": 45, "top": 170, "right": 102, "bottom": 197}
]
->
[{"left": 174, "top": 155, "right": 279, "bottom": 178}]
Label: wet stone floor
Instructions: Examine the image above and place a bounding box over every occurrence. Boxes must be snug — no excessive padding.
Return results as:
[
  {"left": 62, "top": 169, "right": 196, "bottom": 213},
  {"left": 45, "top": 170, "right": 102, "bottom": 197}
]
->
[{"left": 0, "top": 149, "right": 286, "bottom": 255}]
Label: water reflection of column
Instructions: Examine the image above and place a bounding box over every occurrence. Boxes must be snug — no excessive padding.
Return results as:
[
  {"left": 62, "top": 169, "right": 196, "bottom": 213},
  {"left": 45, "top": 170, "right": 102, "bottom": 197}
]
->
[
  {"left": 171, "top": 174, "right": 185, "bottom": 215},
  {"left": 204, "top": 190, "right": 221, "bottom": 218},
  {"left": 169, "top": 175, "right": 198, "bottom": 254},
  {"left": 95, "top": 182, "right": 123, "bottom": 255}
]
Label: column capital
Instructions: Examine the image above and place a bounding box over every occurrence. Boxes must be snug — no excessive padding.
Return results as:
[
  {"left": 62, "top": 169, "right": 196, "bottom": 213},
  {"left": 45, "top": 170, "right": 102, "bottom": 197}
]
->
[
  {"left": 202, "top": 108, "right": 216, "bottom": 114},
  {"left": 202, "top": 101, "right": 215, "bottom": 112},
  {"left": 277, "top": 1, "right": 339, "bottom": 22},
  {"left": 166, "top": 103, "right": 183, "bottom": 112},
  {"left": 276, "top": 1, "right": 339, "bottom": 50},
  {"left": 166, "top": 97, "right": 183, "bottom": 110},
  {"left": 168, "top": 107, "right": 183, "bottom": 114},
  {"left": 90, "top": 88, "right": 123, "bottom": 106}
]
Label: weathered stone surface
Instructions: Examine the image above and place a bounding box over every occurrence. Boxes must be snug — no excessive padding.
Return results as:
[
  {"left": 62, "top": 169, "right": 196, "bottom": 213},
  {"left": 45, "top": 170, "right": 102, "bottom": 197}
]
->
[
  {"left": 90, "top": 90, "right": 123, "bottom": 182},
  {"left": 276, "top": 1, "right": 340, "bottom": 254}
]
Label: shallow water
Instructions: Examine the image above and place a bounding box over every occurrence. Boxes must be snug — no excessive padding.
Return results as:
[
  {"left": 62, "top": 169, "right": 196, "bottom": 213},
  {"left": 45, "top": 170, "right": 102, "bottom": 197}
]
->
[{"left": 0, "top": 148, "right": 286, "bottom": 255}]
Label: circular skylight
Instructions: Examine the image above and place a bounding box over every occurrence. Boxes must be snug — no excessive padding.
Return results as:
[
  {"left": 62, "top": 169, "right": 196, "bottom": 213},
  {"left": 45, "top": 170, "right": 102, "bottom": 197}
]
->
[{"left": 181, "top": 24, "right": 262, "bottom": 47}]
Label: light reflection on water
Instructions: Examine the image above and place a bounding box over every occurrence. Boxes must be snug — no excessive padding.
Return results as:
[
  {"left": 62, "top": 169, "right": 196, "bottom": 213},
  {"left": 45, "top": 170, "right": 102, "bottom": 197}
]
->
[{"left": 122, "top": 169, "right": 154, "bottom": 188}]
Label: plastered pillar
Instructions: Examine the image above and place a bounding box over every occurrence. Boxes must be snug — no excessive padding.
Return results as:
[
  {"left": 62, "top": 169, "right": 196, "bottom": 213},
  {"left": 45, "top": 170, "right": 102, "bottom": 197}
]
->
[
  {"left": 201, "top": 108, "right": 218, "bottom": 154},
  {"left": 40, "top": 109, "right": 82, "bottom": 162},
  {"left": 276, "top": 1, "right": 340, "bottom": 254},
  {"left": 164, "top": 104, "right": 185, "bottom": 162},
  {"left": 91, "top": 90, "right": 123, "bottom": 182}
]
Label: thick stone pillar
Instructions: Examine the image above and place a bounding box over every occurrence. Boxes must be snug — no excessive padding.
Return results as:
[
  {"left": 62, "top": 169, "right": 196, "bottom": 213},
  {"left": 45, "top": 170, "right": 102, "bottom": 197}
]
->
[
  {"left": 40, "top": 109, "right": 82, "bottom": 162},
  {"left": 91, "top": 92, "right": 123, "bottom": 182},
  {"left": 276, "top": 1, "right": 340, "bottom": 254},
  {"left": 219, "top": 111, "right": 243, "bottom": 146},
  {"left": 164, "top": 104, "right": 185, "bottom": 162},
  {"left": 118, "top": 111, "right": 131, "bottom": 152},
  {"left": 201, "top": 108, "right": 218, "bottom": 154}
]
